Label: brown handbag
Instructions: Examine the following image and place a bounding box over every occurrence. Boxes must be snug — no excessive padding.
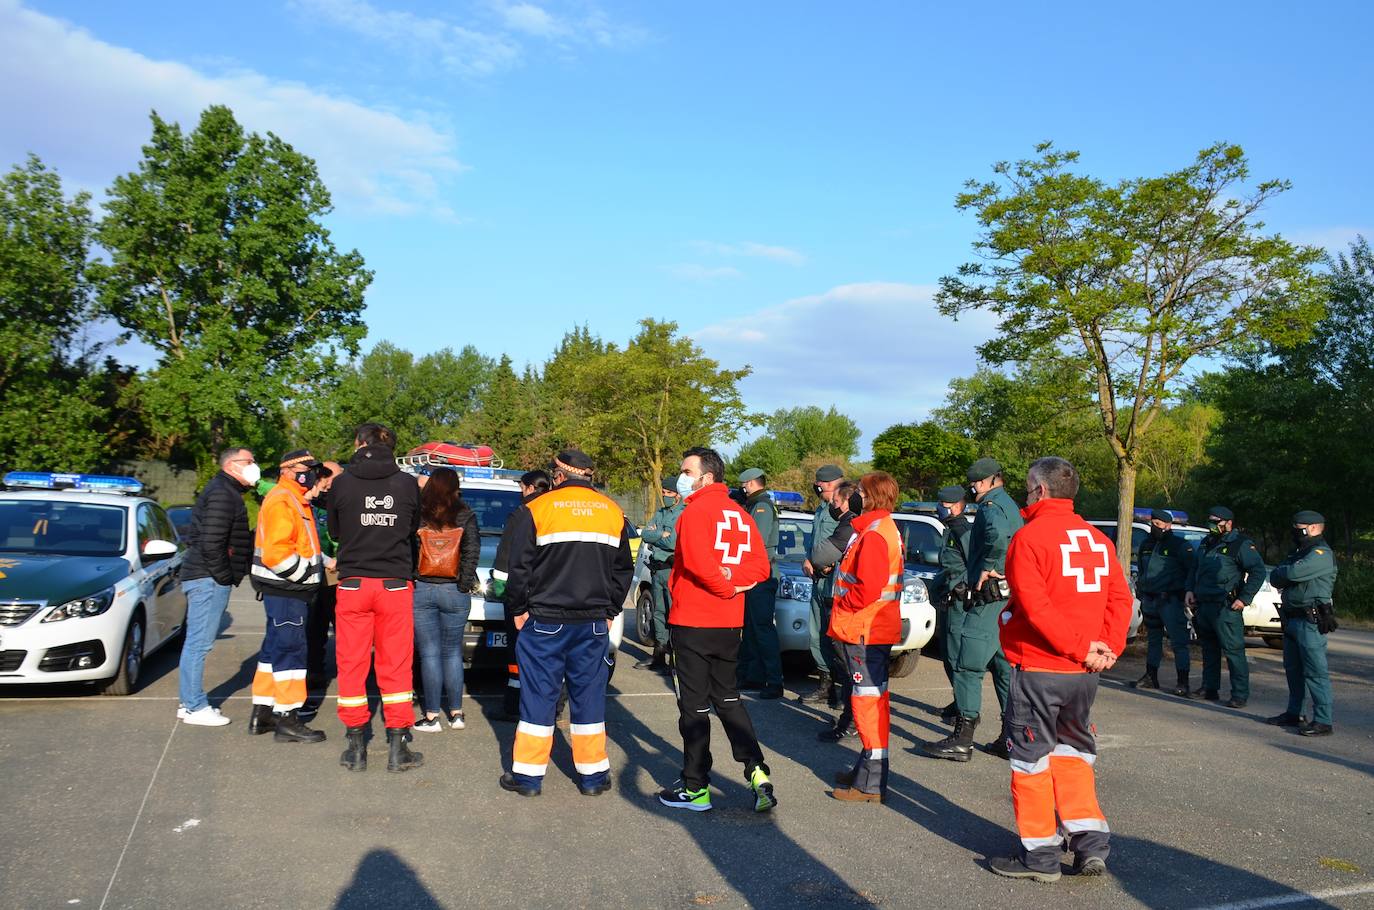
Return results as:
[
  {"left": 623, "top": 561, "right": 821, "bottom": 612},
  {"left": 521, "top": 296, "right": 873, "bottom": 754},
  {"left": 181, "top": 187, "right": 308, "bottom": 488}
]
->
[{"left": 417, "top": 525, "right": 464, "bottom": 579}]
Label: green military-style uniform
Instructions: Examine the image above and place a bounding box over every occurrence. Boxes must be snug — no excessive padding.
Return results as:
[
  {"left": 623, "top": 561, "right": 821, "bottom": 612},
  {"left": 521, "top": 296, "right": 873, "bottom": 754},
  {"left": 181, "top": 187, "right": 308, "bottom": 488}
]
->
[
  {"left": 1269, "top": 518, "right": 1338, "bottom": 727},
  {"left": 937, "top": 507, "right": 975, "bottom": 686},
  {"left": 640, "top": 494, "right": 685, "bottom": 648},
  {"left": 809, "top": 494, "right": 842, "bottom": 682},
  {"left": 950, "top": 482, "right": 1022, "bottom": 720},
  {"left": 1135, "top": 524, "right": 1195, "bottom": 689},
  {"left": 738, "top": 485, "right": 782, "bottom": 689},
  {"left": 1189, "top": 522, "right": 1264, "bottom": 703}
]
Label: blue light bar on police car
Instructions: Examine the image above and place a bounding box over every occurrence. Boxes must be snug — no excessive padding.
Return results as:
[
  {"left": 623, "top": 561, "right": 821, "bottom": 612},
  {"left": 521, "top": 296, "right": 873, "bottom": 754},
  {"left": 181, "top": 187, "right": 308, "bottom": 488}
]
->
[
  {"left": 3, "top": 471, "right": 144, "bottom": 494},
  {"left": 770, "top": 490, "right": 805, "bottom": 507},
  {"left": 1133, "top": 507, "right": 1188, "bottom": 524}
]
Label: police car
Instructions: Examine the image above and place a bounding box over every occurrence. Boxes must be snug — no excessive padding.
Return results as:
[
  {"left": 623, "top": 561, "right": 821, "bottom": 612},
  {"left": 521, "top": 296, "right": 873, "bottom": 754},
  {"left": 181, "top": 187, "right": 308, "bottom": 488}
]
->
[
  {"left": 395, "top": 456, "right": 625, "bottom": 669},
  {"left": 629, "top": 493, "right": 935, "bottom": 677},
  {"left": 0, "top": 472, "right": 187, "bottom": 695},
  {"left": 1089, "top": 511, "right": 1284, "bottom": 648}
]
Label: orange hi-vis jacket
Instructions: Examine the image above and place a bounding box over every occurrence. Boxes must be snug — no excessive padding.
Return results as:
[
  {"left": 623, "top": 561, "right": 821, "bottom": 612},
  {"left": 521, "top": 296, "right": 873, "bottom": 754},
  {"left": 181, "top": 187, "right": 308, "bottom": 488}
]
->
[
  {"left": 250, "top": 478, "right": 324, "bottom": 600},
  {"left": 828, "top": 510, "right": 903, "bottom": 645}
]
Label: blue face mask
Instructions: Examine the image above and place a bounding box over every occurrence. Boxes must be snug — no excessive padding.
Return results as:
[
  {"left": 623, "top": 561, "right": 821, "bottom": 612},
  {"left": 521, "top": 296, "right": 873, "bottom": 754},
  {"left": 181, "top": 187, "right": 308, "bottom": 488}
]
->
[
  {"left": 675, "top": 472, "right": 696, "bottom": 499},
  {"left": 936, "top": 504, "right": 952, "bottom": 521}
]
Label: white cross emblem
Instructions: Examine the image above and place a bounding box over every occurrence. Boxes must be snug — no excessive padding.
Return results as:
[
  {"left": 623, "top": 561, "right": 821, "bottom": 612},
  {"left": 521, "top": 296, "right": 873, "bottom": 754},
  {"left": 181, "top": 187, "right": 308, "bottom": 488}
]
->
[
  {"left": 714, "top": 511, "right": 753, "bottom": 565},
  {"left": 1061, "top": 529, "right": 1111, "bottom": 592}
]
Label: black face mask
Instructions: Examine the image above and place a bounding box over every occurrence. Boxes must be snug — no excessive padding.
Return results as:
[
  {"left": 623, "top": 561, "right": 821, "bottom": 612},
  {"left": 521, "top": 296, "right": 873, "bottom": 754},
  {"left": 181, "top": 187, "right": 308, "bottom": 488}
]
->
[
  {"left": 311, "top": 491, "right": 329, "bottom": 510},
  {"left": 828, "top": 503, "right": 843, "bottom": 521},
  {"left": 295, "top": 468, "right": 321, "bottom": 491},
  {"left": 1149, "top": 525, "right": 1165, "bottom": 539},
  {"left": 1291, "top": 528, "right": 1310, "bottom": 548},
  {"left": 847, "top": 492, "right": 864, "bottom": 515}
]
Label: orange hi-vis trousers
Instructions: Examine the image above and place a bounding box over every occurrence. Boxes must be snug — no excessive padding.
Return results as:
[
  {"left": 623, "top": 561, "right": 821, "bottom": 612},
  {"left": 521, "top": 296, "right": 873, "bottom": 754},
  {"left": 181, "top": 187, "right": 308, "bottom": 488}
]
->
[
  {"left": 1005, "top": 666, "right": 1110, "bottom": 873},
  {"left": 334, "top": 577, "right": 416, "bottom": 730},
  {"left": 836, "top": 639, "right": 892, "bottom": 795},
  {"left": 510, "top": 618, "right": 610, "bottom": 792},
  {"left": 252, "top": 594, "right": 311, "bottom": 713}
]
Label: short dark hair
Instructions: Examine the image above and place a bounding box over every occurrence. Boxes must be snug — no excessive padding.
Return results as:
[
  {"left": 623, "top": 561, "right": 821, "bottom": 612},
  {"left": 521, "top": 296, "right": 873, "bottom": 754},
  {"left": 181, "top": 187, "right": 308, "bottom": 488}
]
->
[
  {"left": 354, "top": 423, "right": 396, "bottom": 449},
  {"left": 218, "top": 446, "right": 249, "bottom": 467},
  {"left": 1027, "top": 456, "right": 1080, "bottom": 500},
  {"left": 521, "top": 469, "right": 552, "bottom": 495},
  {"left": 683, "top": 446, "right": 725, "bottom": 486}
]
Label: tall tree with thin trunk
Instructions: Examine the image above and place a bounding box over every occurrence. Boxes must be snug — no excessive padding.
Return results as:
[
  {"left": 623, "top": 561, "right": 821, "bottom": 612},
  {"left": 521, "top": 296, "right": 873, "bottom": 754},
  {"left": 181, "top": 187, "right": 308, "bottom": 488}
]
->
[{"left": 937, "top": 142, "right": 1325, "bottom": 570}]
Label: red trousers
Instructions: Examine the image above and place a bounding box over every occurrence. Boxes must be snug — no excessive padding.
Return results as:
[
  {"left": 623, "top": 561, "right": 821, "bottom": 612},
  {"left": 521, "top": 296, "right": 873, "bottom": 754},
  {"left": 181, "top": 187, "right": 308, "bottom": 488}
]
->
[{"left": 335, "top": 577, "right": 416, "bottom": 729}]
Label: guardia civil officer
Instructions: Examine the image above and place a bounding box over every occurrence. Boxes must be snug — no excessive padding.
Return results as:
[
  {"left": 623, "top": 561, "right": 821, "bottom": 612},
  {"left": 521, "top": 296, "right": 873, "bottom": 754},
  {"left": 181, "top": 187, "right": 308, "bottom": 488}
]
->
[
  {"left": 635, "top": 480, "right": 684, "bottom": 673},
  {"left": 1131, "top": 509, "right": 1194, "bottom": 694},
  {"left": 934, "top": 484, "right": 974, "bottom": 722},
  {"left": 735, "top": 468, "right": 783, "bottom": 699},
  {"left": 1266, "top": 510, "right": 1339, "bottom": 736},
  {"left": 801, "top": 465, "right": 846, "bottom": 706},
  {"left": 922, "top": 457, "right": 1021, "bottom": 762},
  {"left": 1186, "top": 506, "right": 1264, "bottom": 707},
  {"left": 810, "top": 480, "right": 862, "bottom": 740}
]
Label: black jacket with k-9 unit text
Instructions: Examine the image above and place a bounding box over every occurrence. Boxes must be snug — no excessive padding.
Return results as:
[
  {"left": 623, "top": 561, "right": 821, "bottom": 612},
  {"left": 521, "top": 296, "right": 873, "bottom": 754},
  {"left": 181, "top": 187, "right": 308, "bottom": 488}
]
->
[{"left": 327, "top": 445, "right": 421, "bottom": 580}]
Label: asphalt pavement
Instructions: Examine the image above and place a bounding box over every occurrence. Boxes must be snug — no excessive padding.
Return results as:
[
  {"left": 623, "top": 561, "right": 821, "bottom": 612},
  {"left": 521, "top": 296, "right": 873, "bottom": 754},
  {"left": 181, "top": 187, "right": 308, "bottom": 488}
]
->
[{"left": 2, "top": 586, "right": 1372, "bottom": 910}]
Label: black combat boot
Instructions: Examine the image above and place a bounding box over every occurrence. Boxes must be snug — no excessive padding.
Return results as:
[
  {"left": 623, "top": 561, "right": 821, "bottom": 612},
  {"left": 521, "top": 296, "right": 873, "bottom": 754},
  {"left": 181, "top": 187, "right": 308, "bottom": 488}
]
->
[
  {"left": 273, "top": 709, "right": 326, "bottom": 744},
  {"left": 634, "top": 645, "right": 667, "bottom": 671},
  {"left": 939, "top": 701, "right": 959, "bottom": 723},
  {"left": 1170, "top": 672, "right": 1190, "bottom": 697},
  {"left": 921, "top": 714, "right": 978, "bottom": 762},
  {"left": 1189, "top": 687, "right": 1220, "bottom": 702},
  {"left": 1132, "top": 667, "right": 1160, "bottom": 690},
  {"left": 248, "top": 704, "right": 277, "bottom": 735},
  {"left": 799, "top": 672, "right": 834, "bottom": 706},
  {"left": 340, "top": 725, "right": 368, "bottom": 771},
  {"left": 386, "top": 727, "right": 424, "bottom": 773},
  {"left": 983, "top": 722, "right": 1010, "bottom": 760}
]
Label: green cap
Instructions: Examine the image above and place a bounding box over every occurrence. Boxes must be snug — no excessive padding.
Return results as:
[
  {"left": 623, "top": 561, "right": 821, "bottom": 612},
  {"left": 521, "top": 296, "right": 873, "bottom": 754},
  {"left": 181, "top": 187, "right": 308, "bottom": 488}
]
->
[
  {"left": 1208, "top": 506, "right": 1234, "bottom": 522},
  {"left": 1293, "top": 509, "right": 1325, "bottom": 525},
  {"left": 738, "top": 467, "right": 766, "bottom": 484},
  {"left": 936, "top": 485, "right": 967, "bottom": 504},
  {"left": 966, "top": 457, "right": 1002, "bottom": 482},
  {"left": 815, "top": 465, "right": 843, "bottom": 483}
]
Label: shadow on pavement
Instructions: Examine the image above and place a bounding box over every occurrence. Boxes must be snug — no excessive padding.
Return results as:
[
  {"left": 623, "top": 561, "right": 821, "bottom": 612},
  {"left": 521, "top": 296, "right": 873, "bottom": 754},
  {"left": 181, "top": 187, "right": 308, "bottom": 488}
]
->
[
  {"left": 334, "top": 848, "right": 445, "bottom": 910},
  {"left": 1275, "top": 743, "right": 1374, "bottom": 777}
]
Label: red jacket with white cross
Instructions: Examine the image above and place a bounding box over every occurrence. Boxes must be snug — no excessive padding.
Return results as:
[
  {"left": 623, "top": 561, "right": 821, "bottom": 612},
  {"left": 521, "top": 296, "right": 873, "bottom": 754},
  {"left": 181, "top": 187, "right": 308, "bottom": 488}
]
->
[
  {"left": 668, "top": 482, "right": 772, "bottom": 628},
  {"left": 999, "top": 497, "right": 1132, "bottom": 672}
]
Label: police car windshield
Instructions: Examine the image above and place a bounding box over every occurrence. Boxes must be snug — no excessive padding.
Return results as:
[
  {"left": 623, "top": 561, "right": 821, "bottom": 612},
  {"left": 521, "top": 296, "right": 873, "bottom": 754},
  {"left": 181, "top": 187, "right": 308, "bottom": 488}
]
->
[
  {"left": 0, "top": 500, "right": 127, "bottom": 557},
  {"left": 462, "top": 489, "right": 524, "bottom": 534},
  {"left": 896, "top": 520, "right": 944, "bottom": 567},
  {"left": 776, "top": 517, "right": 811, "bottom": 564}
]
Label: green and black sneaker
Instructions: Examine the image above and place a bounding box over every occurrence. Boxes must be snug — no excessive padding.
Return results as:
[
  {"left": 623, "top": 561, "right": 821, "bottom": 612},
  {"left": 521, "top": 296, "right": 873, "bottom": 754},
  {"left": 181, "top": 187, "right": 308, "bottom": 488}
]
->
[
  {"left": 749, "top": 765, "right": 778, "bottom": 813},
  {"left": 658, "top": 781, "right": 712, "bottom": 812}
]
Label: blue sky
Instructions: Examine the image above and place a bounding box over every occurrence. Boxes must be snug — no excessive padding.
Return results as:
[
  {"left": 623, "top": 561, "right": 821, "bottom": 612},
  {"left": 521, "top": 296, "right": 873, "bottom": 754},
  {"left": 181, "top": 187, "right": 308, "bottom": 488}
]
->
[{"left": 3, "top": 0, "right": 1371, "bottom": 456}]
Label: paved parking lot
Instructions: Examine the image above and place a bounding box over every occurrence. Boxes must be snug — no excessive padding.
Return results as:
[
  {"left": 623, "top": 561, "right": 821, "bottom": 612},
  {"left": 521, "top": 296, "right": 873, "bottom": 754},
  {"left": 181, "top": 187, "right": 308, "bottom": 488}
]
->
[{"left": 2, "top": 586, "right": 1372, "bottom": 910}]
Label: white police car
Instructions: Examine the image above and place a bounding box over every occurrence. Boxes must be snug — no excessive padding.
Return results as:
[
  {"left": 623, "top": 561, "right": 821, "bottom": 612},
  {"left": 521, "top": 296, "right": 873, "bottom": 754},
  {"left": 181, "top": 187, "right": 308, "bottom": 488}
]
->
[{"left": 0, "top": 472, "right": 187, "bottom": 695}]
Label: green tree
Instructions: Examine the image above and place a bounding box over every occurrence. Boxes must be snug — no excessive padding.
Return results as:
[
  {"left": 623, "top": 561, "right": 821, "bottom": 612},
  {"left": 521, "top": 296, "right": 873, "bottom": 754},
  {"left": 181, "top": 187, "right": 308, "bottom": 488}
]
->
[
  {"left": 937, "top": 142, "right": 1325, "bottom": 569},
  {"left": 728, "top": 406, "right": 860, "bottom": 479},
  {"left": 95, "top": 105, "right": 371, "bottom": 473},
  {"left": 871, "top": 422, "right": 978, "bottom": 500}
]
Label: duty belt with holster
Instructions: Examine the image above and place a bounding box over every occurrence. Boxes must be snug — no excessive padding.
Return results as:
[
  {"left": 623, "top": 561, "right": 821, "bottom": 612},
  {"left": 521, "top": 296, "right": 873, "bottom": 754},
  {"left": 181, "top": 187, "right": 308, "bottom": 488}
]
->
[
  {"left": 973, "top": 577, "right": 1011, "bottom": 606},
  {"left": 1282, "top": 603, "right": 1340, "bottom": 635},
  {"left": 648, "top": 555, "right": 674, "bottom": 572}
]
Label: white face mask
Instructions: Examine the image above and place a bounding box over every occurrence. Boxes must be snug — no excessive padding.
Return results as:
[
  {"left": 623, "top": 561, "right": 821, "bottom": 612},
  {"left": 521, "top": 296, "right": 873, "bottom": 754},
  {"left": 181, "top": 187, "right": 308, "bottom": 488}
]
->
[
  {"left": 676, "top": 472, "right": 696, "bottom": 498},
  {"left": 239, "top": 463, "right": 261, "bottom": 486}
]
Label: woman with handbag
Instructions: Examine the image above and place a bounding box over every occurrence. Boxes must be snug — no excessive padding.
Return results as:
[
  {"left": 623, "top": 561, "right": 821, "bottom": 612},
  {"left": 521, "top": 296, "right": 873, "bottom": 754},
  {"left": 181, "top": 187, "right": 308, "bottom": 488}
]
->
[{"left": 413, "top": 467, "right": 481, "bottom": 732}]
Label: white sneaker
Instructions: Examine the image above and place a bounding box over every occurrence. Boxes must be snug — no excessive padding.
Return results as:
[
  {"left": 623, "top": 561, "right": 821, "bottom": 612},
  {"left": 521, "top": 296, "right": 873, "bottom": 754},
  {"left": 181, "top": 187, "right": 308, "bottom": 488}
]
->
[
  {"left": 176, "top": 705, "right": 188, "bottom": 720},
  {"left": 447, "top": 710, "right": 465, "bottom": 730},
  {"left": 414, "top": 715, "right": 443, "bottom": 733},
  {"left": 181, "top": 706, "right": 232, "bottom": 726}
]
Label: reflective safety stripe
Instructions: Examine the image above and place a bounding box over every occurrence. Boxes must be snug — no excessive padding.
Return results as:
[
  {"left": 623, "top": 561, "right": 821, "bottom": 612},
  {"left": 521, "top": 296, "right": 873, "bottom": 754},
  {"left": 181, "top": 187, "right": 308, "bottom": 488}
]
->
[
  {"left": 1053, "top": 743, "right": 1097, "bottom": 765},
  {"left": 887, "top": 573, "right": 901, "bottom": 585},
  {"left": 517, "top": 721, "right": 555, "bottom": 737},
  {"left": 269, "top": 554, "right": 301, "bottom": 575},
  {"left": 1021, "top": 835, "right": 1065, "bottom": 850},
  {"left": 273, "top": 668, "right": 306, "bottom": 681},
  {"left": 1011, "top": 755, "right": 1052, "bottom": 775},
  {"left": 574, "top": 758, "right": 611, "bottom": 774},
  {"left": 878, "top": 591, "right": 900, "bottom": 601},
  {"left": 511, "top": 761, "right": 547, "bottom": 777},
  {"left": 866, "top": 748, "right": 888, "bottom": 760},
  {"left": 491, "top": 569, "right": 509, "bottom": 581},
  {"left": 836, "top": 571, "right": 860, "bottom": 583},
  {"left": 1062, "top": 817, "right": 1110, "bottom": 834},
  {"left": 380, "top": 691, "right": 413, "bottom": 704},
  {"left": 854, "top": 685, "right": 886, "bottom": 697},
  {"left": 507, "top": 678, "right": 521, "bottom": 689},
  {"left": 337, "top": 695, "right": 369, "bottom": 707},
  {"left": 570, "top": 722, "right": 605, "bottom": 735},
  {"left": 256, "top": 662, "right": 272, "bottom": 673},
  {"left": 535, "top": 531, "right": 622, "bottom": 548}
]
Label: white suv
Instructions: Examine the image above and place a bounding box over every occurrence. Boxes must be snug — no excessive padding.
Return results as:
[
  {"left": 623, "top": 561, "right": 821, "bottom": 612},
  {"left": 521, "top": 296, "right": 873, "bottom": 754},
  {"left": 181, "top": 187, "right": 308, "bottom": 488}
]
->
[{"left": 0, "top": 472, "right": 188, "bottom": 694}]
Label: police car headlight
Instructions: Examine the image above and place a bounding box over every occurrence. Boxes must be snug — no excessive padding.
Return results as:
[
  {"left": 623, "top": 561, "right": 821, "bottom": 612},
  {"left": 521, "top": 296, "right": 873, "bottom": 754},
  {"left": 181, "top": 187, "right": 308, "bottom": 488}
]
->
[
  {"left": 901, "top": 579, "right": 929, "bottom": 605},
  {"left": 779, "top": 576, "right": 813, "bottom": 602},
  {"left": 43, "top": 586, "right": 116, "bottom": 622}
]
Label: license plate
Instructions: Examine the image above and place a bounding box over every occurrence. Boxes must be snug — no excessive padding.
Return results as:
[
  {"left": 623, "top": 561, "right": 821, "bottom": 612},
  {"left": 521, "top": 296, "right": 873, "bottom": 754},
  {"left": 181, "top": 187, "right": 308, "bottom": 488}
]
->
[{"left": 487, "top": 631, "right": 508, "bottom": 648}]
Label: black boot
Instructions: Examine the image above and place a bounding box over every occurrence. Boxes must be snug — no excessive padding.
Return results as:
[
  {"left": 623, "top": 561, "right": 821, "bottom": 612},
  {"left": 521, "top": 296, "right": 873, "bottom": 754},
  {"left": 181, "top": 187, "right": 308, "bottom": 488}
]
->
[
  {"left": 1132, "top": 667, "right": 1160, "bottom": 690},
  {"left": 273, "top": 709, "right": 326, "bottom": 744},
  {"left": 248, "top": 704, "right": 277, "bottom": 736},
  {"left": 799, "top": 672, "right": 834, "bottom": 705},
  {"left": 635, "top": 645, "right": 668, "bottom": 671},
  {"left": 921, "top": 714, "right": 978, "bottom": 762},
  {"left": 1189, "top": 687, "right": 1220, "bottom": 701},
  {"left": 386, "top": 727, "right": 424, "bottom": 773},
  {"left": 1170, "top": 672, "right": 1190, "bottom": 697},
  {"left": 983, "top": 723, "right": 1010, "bottom": 760},
  {"left": 340, "top": 726, "right": 368, "bottom": 771},
  {"left": 939, "top": 701, "right": 959, "bottom": 723}
]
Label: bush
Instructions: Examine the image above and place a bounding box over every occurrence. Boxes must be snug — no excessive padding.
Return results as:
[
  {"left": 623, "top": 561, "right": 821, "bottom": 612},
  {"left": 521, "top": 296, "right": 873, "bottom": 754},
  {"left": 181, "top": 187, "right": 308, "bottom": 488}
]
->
[{"left": 1334, "top": 554, "right": 1374, "bottom": 621}]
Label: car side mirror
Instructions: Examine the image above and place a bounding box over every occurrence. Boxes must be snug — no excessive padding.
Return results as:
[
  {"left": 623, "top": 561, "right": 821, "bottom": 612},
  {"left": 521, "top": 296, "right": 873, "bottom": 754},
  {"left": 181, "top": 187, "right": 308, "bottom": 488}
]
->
[{"left": 142, "top": 539, "right": 179, "bottom": 562}]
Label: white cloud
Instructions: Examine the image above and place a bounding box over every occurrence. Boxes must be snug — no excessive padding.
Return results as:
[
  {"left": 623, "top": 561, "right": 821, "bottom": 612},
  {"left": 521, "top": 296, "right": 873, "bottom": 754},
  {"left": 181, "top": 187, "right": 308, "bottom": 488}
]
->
[
  {"left": 1287, "top": 226, "right": 1370, "bottom": 255},
  {"left": 691, "top": 240, "right": 807, "bottom": 266},
  {"left": 666, "top": 264, "right": 745, "bottom": 282},
  {"left": 498, "top": 2, "right": 562, "bottom": 37},
  {"left": 0, "top": 0, "right": 464, "bottom": 217},
  {"left": 692, "top": 282, "right": 999, "bottom": 454}
]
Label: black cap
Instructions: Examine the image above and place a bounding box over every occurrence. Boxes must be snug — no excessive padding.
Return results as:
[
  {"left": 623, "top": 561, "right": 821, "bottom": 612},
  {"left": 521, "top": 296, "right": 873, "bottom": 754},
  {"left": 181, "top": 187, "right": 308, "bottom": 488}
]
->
[
  {"left": 1208, "top": 506, "right": 1234, "bottom": 522},
  {"left": 815, "top": 465, "right": 843, "bottom": 483},
  {"left": 1149, "top": 508, "right": 1173, "bottom": 524},
  {"left": 936, "top": 485, "right": 967, "bottom": 504},
  {"left": 553, "top": 449, "right": 595, "bottom": 477},
  {"left": 967, "top": 457, "right": 1001, "bottom": 482},
  {"left": 279, "top": 449, "right": 321, "bottom": 470},
  {"left": 1293, "top": 510, "right": 1325, "bottom": 525}
]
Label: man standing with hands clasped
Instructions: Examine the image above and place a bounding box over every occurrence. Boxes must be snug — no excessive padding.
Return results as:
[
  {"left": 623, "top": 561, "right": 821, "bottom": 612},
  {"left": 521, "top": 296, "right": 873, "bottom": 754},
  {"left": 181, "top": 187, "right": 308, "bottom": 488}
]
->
[{"left": 991, "top": 457, "right": 1131, "bottom": 883}]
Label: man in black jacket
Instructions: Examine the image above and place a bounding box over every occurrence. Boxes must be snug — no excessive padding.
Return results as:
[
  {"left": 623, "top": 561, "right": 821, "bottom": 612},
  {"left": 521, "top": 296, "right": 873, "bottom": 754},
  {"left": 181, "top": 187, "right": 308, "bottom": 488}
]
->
[
  {"left": 489, "top": 469, "right": 552, "bottom": 721},
  {"left": 327, "top": 423, "right": 423, "bottom": 772},
  {"left": 178, "top": 446, "right": 258, "bottom": 726}
]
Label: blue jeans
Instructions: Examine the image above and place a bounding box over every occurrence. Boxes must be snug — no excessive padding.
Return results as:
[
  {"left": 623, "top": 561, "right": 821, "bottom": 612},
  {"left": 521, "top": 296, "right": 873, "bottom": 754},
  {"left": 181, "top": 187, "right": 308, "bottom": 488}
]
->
[
  {"left": 413, "top": 582, "right": 470, "bottom": 715},
  {"left": 178, "top": 577, "right": 232, "bottom": 712}
]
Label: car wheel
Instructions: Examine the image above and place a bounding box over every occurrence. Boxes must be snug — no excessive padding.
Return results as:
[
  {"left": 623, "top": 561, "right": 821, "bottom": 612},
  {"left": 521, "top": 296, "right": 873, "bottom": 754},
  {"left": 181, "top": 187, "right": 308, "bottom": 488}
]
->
[
  {"left": 888, "top": 649, "right": 919, "bottom": 679},
  {"left": 635, "top": 586, "right": 655, "bottom": 645},
  {"left": 1262, "top": 635, "right": 1284, "bottom": 650},
  {"left": 102, "top": 614, "right": 145, "bottom": 696}
]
